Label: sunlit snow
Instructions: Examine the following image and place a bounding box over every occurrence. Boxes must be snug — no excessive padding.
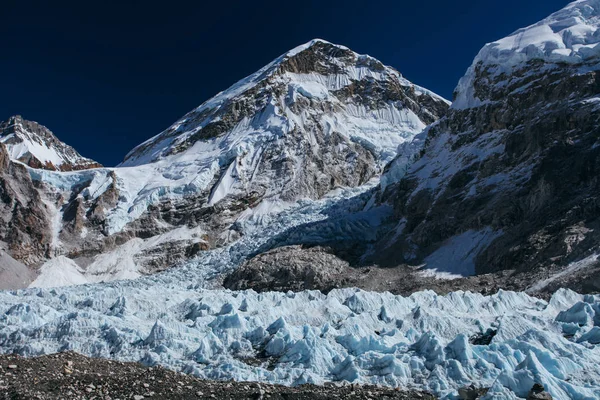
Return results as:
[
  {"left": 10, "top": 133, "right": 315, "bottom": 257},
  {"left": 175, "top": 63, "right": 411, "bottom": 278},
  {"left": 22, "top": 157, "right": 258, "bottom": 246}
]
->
[{"left": 454, "top": 0, "right": 600, "bottom": 109}]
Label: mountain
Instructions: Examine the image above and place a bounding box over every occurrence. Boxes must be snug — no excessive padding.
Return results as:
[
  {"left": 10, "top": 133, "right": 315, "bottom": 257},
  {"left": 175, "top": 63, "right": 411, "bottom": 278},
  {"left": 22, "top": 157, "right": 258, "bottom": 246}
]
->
[
  {"left": 224, "top": 0, "right": 600, "bottom": 298},
  {"left": 366, "top": 0, "right": 600, "bottom": 295},
  {"left": 1, "top": 39, "right": 448, "bottom": 286},
  {"left": 0, "top": 115, "right": 102, "bottom": 171},
  {"left": 2, "top": 5, "right": 600, "bottom": 400},
  {"left": 120, "top": 39, "right": 448, "bottom": 204},
  {"left": 0, "top": 143, "right": 53, "bottom": 268}
]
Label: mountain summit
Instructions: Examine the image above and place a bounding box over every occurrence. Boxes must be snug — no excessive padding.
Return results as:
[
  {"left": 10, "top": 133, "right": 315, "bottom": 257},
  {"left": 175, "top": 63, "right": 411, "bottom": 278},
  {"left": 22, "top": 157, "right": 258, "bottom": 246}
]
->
[
  {"left": 0, "top": 115, "right": 101, "bottom": 171},
  {"left": 0, "top": 40, "right": 448, "bottom": 284},
  {"left": 122, "top": 39, "right": 448, "bottom": 167},
  {"left": 120, "top": 39, "right": 448, "bottom": 205},
  {"left": 455, "top": 0, "right": 600, "bottom": 109}
]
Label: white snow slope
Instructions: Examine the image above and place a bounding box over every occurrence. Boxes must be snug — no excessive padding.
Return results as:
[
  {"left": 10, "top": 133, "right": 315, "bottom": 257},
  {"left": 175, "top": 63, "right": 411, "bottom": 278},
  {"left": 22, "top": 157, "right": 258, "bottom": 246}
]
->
[
  {"left": 121, "top": 39, "right": 447, "bottom": 168},
  {"left": 454, "top": 0, "right": 600, "bottom": 109}
]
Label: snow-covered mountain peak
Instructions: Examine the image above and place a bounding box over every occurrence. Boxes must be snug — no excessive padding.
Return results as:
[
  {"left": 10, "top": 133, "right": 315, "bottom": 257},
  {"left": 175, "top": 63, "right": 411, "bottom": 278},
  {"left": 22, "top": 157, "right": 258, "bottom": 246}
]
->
[
  {"left": 0, "top": 39, "right": 451, "bottom": 287},
  {"left": 0, "top": 40, "right": 448, "bottom": 283},
  {"left": 454, "top": 0, "right": 600, "bottom": 108},
  {"left": 481, "top": 0, "right": 600, "bottom": 66},
  {"left": 121, "top": 40, "right": 448, "bottom": 168},
  {"left": 114, "top": 39, "right": 449, "bottom": 228},
  {"left": 374, "top": 0, "right": 600, "bottom": 297},
  {"left": 277, "top": 38, "right": 385, "bottom": 74},
  {"left": 0, "top": 115, "right": 101, "bottom": 171}
]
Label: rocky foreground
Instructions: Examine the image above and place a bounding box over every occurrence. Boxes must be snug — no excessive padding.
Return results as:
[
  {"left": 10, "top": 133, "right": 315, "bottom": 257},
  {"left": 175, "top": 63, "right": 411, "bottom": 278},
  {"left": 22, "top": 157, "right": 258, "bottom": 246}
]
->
[{"left": 0, "top": 352, "right": 434, "bottom": 400}]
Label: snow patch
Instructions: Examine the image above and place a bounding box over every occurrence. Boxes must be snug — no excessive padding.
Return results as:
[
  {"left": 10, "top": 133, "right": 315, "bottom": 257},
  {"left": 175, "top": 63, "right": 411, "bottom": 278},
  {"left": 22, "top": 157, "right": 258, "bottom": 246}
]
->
[
  {"left": 30, "top": 256, "right": 89, "bottom": 288},
  {"left": 422, "top": 229, "right": 502, "bottom": 277}
]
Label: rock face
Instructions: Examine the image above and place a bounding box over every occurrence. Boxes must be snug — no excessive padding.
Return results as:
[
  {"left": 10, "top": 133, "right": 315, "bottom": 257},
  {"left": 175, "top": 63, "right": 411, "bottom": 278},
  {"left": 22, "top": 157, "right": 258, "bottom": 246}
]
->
[
  {"left": 0, "top": 115, "right": 102, "bottom": 171},
  {"left": 0, "top": 40, "right": 448, "bottom": 287},
  {"left": 223, "top": 246, "right": 356, "bottom": 293},
  {"left": 370, "top": 0, "right": 600, "bottom": 294},
  {"left": 0, "top": 143, "right": 53, "bottom": 266}
]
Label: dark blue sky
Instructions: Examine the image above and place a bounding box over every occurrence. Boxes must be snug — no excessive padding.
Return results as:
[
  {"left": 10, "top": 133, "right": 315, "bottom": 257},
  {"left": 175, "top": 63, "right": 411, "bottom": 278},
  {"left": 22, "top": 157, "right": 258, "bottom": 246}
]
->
[{"left": 1, "top": 0, "right": 569, "bottom": 166}]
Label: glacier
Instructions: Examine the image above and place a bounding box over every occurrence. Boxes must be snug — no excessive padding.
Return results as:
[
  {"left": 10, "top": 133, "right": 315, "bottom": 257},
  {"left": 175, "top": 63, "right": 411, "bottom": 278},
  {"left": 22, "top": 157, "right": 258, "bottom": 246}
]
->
[
  {"left": 1, "top": 171, "right": 598, "bottom": 398},
  {"left": 1, "top": 183, "right": 599, "bottom": 400},
  {"left": 0, "top": 281, "right": 599, "bottom": 400}
]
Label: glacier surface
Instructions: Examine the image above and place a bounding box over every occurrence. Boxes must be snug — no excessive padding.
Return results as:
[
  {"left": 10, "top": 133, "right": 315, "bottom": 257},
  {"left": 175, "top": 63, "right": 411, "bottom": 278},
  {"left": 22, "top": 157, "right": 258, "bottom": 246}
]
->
[
  {"left": 8, "top": 162, "right": 600, "bottom": 400},
  {"left": 0, "top": 283, "right": 599, "bottom": 400},
  {"left": 2, "top": 179, "right": 598, "bottom": 399}
]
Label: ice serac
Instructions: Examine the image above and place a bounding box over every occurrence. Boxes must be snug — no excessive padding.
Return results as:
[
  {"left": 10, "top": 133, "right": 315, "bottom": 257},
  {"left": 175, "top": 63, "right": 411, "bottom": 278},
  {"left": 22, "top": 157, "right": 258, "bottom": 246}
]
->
[
  {"left": 0, "top": 115, "right": 102, "bottom": 171},
  {"left": 373, "top": 0, "right": 600, "bottom": 295}
]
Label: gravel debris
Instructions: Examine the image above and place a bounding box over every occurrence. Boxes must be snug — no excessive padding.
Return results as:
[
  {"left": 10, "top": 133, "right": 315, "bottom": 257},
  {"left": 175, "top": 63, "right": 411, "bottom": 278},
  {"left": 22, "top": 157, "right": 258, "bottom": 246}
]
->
[{"left": 0, "top": 351, "right": 436, "bottom": 399}]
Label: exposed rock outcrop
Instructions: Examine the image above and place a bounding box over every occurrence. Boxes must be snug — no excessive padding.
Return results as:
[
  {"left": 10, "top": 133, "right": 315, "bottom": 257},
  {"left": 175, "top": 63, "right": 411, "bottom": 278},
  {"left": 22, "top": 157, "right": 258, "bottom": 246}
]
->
[
  {"left": 527, "top": 384, "right": 553, "bottom": 400},
  {"left": 223, "top": 246, "right": 355, "bottom": 293},
  {"left": 223, "top": 245, "right": 462, "bottom": 295},
  {"left": 0, "top": 143, "right": 53, "bottom": 265}
]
